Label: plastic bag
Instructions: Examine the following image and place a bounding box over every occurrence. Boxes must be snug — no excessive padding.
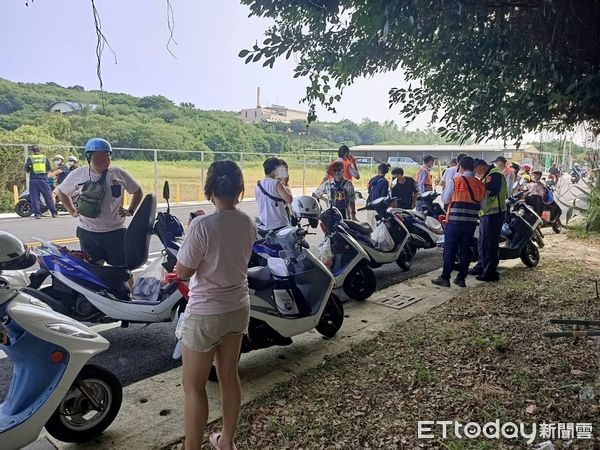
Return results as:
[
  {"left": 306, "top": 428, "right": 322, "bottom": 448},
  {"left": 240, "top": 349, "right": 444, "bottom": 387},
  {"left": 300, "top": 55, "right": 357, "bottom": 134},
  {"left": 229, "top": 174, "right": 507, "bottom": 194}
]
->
[
  {"left": 131, "top": 256, "right": 167, "bottom": 302},
  {"left": 372, "top": 222, "right": 394, "bottom": 252},
  {"left": 318, "top": 237, "right": 334, "bottom": 268}
]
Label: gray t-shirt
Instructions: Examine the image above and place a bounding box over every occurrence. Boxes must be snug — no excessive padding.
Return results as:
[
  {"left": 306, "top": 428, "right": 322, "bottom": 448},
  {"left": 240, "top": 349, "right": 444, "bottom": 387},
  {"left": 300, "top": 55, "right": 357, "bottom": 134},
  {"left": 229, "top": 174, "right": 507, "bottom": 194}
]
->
[{"left": 57, "top": 166, "right": 141, "bottom": 232}]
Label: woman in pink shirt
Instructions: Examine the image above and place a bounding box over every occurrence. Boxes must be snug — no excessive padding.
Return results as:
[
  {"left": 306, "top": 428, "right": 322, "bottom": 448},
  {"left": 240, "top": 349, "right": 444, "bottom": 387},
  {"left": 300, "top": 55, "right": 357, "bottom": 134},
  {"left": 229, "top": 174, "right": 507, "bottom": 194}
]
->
[{"left": 176, "top": 160, "right": 256, "bottom": 450}]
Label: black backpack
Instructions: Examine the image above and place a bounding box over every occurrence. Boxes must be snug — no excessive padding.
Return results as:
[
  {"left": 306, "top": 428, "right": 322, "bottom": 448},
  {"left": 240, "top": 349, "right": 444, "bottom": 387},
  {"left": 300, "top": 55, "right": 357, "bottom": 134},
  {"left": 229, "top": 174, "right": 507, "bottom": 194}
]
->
[{"left": 77, "top": 170, "right": 108, "bottom": 218}]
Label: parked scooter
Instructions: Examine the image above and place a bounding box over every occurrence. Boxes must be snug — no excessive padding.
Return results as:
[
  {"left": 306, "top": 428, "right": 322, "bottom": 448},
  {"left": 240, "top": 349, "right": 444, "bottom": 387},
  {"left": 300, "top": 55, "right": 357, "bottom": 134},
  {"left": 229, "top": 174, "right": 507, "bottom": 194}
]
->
[
  {"left": 14, "top": 189, "right": 68, "bottom": 217},
  {"left": 350, "top": 196, "right": 412, "bottom": 271},
  {"left": 318, "top": 206, "right": 376, "bottom": 301},
  {"left": 174, "top": 224, "right": 344, "bottom": 381},
  {"left": 0, "top": 232, "right": 122, "bottom": 449},
  {"left": 28, "top": 189, "right": 186, "bottom": 326},
  {"left": 539, "top": 182, "right": 562, "bottom": 234}
]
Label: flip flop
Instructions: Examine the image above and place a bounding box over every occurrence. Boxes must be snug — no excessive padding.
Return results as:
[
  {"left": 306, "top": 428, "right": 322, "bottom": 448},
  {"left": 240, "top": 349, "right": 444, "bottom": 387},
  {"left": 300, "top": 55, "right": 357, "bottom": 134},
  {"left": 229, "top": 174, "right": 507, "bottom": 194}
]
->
[{"left": 209, "top": 432, "right": 238, "bottom": 450}]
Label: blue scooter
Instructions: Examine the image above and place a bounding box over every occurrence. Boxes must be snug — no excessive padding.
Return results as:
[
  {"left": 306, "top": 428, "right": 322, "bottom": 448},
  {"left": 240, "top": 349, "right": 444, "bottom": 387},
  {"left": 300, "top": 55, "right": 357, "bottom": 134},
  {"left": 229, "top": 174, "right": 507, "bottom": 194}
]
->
[{"left": 0, "top": 232, "right": 122, "bottom": 449}]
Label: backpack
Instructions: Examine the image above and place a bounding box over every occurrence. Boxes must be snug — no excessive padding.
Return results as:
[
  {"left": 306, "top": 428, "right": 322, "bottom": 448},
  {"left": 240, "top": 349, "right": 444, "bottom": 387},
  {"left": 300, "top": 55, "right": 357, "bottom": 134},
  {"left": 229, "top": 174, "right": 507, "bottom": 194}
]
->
[
  {"left": 542, "top": 185, "right": 554, "bottom": 204},
  {"left": 76, "top": 170, "right": 108, "bottom": 218}
]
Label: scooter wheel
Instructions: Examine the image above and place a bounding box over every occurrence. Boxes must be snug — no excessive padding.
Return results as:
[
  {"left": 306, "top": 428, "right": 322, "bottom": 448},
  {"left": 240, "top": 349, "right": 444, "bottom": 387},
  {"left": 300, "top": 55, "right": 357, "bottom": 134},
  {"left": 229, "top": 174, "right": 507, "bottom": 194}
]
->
[
  {"left": 316, "top": 294, "right": 344, "bottom": 338},
  {"left": 520, "top": 241, "right": 540, "bottom": 268},
  {"left": 396, "top": 247, "right": 413, "bottom": 271},
  {"left": 15, "top": 200, "right": 32, "bottom": 217},
  {"left": 552, "top": 220, "right": 562, "bottom": 234},
  {"left": 342, "top": 263, "right": 376, "bottom": 301},
  {"left": 45, "top": 364, "right": 123, "bottom": 443}
]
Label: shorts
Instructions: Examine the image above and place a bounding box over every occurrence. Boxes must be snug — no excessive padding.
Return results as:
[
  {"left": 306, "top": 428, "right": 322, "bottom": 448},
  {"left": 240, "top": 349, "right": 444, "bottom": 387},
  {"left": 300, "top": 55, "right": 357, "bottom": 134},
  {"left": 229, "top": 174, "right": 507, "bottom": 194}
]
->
[
  {"left": 76, "top": 227, "right": 126, "bottom": 266},
  {"left": 175, "top": 305, "right": 250, "bottom": 353}
]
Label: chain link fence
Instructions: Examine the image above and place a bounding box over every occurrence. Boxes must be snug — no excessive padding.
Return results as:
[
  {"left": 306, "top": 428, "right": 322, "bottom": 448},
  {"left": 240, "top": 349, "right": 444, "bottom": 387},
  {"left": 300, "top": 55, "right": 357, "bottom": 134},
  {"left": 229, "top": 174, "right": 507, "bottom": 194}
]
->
[{"left": 0, "top": 144, "right": 378, "bottom": 206}]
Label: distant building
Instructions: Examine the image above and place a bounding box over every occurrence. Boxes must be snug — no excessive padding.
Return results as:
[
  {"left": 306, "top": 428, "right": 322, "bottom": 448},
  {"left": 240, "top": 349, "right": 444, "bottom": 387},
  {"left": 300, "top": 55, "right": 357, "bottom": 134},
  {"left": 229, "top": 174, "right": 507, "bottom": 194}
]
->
[
  {"left": 350, "top": 144, "right": 518, "bottom": 166},
  {"left": 48, "top": 101, "right": 98, "bottom": 114},
  {"left": 240, "top": 87, "right": 307, "bottom": 124}
]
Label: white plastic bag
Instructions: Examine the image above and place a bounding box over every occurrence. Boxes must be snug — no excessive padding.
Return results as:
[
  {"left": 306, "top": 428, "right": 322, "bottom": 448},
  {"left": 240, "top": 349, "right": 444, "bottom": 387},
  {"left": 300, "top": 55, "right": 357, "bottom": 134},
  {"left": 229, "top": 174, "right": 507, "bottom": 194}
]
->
[
  {"left": 131, "top": 256, "right": 167, "bottom": 302},
  {"left": 372, "top": 222, "right": 394, "bottom": 252},
  {"left": 318, "top": 237, "right": 334, "bottom": 268}
]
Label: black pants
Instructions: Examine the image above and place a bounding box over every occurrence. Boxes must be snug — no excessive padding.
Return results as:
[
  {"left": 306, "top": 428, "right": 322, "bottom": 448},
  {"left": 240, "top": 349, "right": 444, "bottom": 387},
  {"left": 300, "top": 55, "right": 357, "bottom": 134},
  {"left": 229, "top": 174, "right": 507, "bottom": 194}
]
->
[
  {"left": 76, "top": 227, "right": 127, "bottom": 266},
  {"left": 525, "top": 195, "right": 544, "bottom": 217},
  {"left": 474, "top": 213, "right": 504, "bottom": 278},
  {"left": 442, "top": 221, "right": 477, "bottom": 281}
]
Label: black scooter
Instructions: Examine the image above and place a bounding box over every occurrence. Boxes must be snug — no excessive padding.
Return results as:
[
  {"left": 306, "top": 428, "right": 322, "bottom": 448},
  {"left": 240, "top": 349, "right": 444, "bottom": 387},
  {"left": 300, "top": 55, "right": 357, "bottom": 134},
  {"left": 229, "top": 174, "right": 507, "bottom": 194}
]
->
[
  {"left": 539, "top": 183, "right": 562, "bottom": 234},
  {"left": 14, "top": 189, "right": 67, "bottom": 217}
]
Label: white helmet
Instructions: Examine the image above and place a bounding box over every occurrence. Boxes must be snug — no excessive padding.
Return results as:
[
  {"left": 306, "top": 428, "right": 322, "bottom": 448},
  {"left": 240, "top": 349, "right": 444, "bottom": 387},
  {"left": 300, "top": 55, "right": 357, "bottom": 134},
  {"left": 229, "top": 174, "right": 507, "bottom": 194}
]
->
[
  {"left": 0, "top": 231, "right": 36, "bottom": 270},
  {"left": 291, "top": 195, "right": 321, "bottom": 220},
  {"left": 67, "top": 155, "right": 78, "bottom": 163},
  {"left": 54, "top": 154, "right": 65, "bottom": 162}
]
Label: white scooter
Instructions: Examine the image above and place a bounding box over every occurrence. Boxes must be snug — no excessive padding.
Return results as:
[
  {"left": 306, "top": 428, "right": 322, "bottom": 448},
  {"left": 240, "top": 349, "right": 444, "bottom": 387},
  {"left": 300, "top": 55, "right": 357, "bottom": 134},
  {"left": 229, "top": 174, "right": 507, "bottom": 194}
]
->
[
  {"left": 28, "top": 189, "right": 186, "bottom": 326},
  {"left": 0, "top": 232, "right": 122, "bottom": 449}
]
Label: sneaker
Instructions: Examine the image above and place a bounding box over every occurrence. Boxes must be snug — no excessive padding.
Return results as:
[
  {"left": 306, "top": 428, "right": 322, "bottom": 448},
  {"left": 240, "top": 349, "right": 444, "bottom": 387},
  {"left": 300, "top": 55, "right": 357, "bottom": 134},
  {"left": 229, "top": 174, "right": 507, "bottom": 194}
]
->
[
  {"left": 34, "top": 214, "right": 41, "bottom": 219},
  {"left": 51, "top": 213, "right": 58, "bottom": 218},
  {"left": 453, "top": 278, "right": 466, "bottom": 288},
  {"left": 431, "top": 277, "right": 450, "bottom": 287}
]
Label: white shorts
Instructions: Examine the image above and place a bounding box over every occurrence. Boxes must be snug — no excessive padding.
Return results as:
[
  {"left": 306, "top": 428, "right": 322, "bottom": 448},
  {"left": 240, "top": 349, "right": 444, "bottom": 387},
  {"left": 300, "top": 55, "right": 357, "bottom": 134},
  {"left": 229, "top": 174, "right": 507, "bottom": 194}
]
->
[{"left": 175, "top": 305, "right": 250, "bottom": 353}]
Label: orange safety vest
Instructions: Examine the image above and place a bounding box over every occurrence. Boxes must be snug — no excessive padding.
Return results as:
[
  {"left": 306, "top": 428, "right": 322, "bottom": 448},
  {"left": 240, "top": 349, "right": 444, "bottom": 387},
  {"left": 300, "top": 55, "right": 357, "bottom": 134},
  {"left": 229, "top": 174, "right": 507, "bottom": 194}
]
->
[
  {"left": 416, "top": 165, "right": 433, "bottom": 191},
  {"left": 446, "top": 175, "right": 486, "bottom": 223}
]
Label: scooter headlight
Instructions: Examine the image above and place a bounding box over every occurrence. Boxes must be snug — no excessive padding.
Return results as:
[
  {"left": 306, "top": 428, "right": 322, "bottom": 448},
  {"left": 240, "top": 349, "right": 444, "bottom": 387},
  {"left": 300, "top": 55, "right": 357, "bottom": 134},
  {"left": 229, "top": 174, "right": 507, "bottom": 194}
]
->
[{"left": 46, "top": 323, "right": 98, "bottom": 339}]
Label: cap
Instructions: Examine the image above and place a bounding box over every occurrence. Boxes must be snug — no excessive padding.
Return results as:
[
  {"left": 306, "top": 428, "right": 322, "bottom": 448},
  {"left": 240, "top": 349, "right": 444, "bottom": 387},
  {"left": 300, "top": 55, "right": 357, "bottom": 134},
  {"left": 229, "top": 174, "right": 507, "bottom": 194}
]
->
[
  {"left": 532, "top": 170, "right": 543, "bottom": 176},
  {"left": 473, "top": 158, "right": 488, "bottom": 167},
  {"left": 491, "top": 156, "right": 507, "bottom": 164},
  {"left": 423, "top": 155, "right": 436, "bottom": 163}
]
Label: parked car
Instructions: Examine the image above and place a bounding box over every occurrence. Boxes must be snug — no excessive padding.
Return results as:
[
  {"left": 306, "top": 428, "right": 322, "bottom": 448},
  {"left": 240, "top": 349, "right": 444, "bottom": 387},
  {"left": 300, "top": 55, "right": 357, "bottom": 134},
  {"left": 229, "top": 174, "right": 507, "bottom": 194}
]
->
[
  {"left": 354, "top": 156, "right": 374, "bottom": 166},
  {"left": 387, "top": 156, "right": 419, "bottom": 167}
]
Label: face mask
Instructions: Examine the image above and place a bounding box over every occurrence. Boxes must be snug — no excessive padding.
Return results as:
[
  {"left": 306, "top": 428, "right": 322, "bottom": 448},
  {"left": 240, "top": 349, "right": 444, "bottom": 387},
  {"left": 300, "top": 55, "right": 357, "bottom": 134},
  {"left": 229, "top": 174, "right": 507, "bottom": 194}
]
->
[
  {"left": 67, "top": 161, "right": 75, "bottom": 167},
  {"left": 275, "top": 166, "right": 288, "bottom": 179}
]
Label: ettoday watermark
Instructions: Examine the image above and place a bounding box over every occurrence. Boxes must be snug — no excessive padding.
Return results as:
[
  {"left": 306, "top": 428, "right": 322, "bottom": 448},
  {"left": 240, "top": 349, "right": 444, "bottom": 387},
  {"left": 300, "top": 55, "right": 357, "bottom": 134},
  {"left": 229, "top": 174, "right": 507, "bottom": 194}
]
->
[{"left": 417, "top": 420, "right": 593, "bottom": 444}]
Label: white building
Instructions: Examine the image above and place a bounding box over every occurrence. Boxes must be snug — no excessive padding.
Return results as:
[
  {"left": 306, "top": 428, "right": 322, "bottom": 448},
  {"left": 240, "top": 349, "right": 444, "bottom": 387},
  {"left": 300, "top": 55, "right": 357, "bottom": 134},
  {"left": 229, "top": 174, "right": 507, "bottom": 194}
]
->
[
  {"left": 48, "top": 101, "right": 98, "bottom": 114},
  {"left": 240, "top": 87, "right": 307, "bottom": 124}
]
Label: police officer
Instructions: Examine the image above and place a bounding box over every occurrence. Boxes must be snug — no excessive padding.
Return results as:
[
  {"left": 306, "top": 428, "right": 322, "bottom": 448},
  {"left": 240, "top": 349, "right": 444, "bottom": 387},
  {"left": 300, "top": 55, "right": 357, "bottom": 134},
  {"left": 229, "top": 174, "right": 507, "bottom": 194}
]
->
[
  {"left": 469, "top": 158, "right": 508, "bottom": 282},
  {"left": 432, "top": 157, "right": 485, "bottom": 288},
  {"left": 416, "top": 155, "right": 436, "bottom": 211},
  {"left": 23, "top": 145, "right": 57, "bottom": 219}
]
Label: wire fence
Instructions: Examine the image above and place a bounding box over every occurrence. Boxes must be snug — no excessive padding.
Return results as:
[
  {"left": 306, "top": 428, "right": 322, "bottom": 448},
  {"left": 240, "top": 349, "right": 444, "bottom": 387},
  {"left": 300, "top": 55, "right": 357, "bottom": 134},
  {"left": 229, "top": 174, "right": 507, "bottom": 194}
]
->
[{"left": 1, "top": 144, "right": 382, "bottom": 205}]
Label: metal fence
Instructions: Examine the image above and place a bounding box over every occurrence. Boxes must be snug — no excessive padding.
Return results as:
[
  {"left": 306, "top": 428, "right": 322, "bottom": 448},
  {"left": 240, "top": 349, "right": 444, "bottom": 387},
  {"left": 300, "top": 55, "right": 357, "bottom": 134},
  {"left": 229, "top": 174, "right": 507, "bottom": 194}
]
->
[{"left": 1, "top": 144, "right": 380, "bottom": 205}]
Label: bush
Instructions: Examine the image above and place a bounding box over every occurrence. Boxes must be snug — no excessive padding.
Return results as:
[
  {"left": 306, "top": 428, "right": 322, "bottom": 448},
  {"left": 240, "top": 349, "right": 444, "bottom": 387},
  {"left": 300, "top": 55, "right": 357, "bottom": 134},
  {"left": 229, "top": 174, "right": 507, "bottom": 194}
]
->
[
  {"left": 585, "top": 185, "right": 600, "bottom": 233},
  {"left": 0, "top": 190, "right": 14, "bottom": 213}
]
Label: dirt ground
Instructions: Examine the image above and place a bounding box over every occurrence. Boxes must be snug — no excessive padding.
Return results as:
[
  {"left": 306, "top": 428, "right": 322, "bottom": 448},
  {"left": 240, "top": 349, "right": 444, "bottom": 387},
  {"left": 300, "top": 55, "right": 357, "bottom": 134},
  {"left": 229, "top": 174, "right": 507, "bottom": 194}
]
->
[{"left": 168, "top": 233, "right": 600, "bottom": 450}]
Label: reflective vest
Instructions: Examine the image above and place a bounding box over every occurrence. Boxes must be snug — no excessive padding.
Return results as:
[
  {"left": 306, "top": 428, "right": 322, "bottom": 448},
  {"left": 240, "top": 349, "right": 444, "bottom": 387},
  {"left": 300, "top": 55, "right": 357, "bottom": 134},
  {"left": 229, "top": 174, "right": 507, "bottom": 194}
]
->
[
  {"left": 447, "top": 175, "right": 486, "bottom": 223},
  {"left": 416, "top": 165, "right": 432, "bottom": 192},
  {"left": 30, "top": 154, "right": 48, "bottom": 175},
  {"left": 480, "top": 166, "right": 508, "bottom": 216}
]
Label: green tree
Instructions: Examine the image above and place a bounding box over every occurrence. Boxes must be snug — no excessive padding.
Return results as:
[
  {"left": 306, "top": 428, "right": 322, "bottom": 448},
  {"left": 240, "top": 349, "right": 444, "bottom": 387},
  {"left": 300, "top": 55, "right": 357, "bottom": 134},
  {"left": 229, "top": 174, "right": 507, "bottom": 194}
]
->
[{"left": 240, "top": 0, "right": 600, "bottom": 145}]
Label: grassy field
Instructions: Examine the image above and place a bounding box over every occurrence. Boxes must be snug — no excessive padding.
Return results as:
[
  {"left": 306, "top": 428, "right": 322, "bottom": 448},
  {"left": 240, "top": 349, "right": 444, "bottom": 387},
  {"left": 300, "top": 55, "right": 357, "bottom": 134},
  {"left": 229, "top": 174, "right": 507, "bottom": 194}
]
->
[{"left": 113, "top": 158, "right": 411, "bottom": 202}]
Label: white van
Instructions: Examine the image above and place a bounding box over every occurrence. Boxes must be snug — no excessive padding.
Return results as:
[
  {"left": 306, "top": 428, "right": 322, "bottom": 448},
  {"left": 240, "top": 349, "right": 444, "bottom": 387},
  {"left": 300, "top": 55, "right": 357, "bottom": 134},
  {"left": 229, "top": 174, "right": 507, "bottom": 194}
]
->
[{"left": 387, "top": 156, "right": 419, "bottom": 167}]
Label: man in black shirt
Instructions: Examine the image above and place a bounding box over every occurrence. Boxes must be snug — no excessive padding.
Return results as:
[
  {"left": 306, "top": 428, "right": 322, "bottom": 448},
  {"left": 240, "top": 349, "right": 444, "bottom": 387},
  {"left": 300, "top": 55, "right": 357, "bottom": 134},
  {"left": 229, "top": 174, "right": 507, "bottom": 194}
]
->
[{"left": 390, "top": 167, "right": 418, "bottom": 209}]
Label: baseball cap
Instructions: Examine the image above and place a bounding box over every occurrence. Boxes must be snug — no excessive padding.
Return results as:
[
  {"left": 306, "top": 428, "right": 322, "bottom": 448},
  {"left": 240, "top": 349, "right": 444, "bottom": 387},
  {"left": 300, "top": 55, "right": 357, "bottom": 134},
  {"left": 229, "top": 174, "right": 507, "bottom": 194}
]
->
[
  {"left": 423, "top": 155, "right": 436, "bottom": 163},
  {"left": 491, "top": 156, "right": 507, "bottom": 164}
]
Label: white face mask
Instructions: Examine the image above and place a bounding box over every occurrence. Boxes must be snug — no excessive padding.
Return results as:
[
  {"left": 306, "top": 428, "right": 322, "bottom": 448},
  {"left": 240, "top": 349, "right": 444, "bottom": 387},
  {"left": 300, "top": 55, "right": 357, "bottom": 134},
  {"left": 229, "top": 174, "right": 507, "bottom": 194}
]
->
[{"left": 275, "top": 166, "right": 288, "bottom": 179}]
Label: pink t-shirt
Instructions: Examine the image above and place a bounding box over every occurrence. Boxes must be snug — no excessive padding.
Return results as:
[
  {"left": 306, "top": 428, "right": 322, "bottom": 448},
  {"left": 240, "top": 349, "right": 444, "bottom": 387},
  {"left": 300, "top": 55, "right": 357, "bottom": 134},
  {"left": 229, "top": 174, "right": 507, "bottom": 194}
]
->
[{"left": 177, "top": 209, "right": 256, "bottom": 315}]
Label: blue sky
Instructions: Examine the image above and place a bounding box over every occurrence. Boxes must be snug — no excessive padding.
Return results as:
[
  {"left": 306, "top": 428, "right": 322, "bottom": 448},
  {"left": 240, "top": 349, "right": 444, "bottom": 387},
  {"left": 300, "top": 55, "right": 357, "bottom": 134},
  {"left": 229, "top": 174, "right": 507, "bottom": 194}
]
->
[{"left": 1, "top": 0, "right": 427, "bottom": 127}]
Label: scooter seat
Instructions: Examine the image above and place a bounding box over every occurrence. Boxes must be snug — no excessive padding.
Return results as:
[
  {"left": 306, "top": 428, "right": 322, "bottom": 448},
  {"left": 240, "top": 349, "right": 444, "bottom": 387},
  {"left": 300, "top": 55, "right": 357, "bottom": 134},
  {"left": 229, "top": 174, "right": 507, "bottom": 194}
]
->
[
  {"left": 248, "top": 266, "right": 273, "bottom": 291},
  {"left": 343, "top": 220, "right": 373, "bottom": 235},
  {"left": 86, "top": 264, "right": 132, "bottom": 300}
]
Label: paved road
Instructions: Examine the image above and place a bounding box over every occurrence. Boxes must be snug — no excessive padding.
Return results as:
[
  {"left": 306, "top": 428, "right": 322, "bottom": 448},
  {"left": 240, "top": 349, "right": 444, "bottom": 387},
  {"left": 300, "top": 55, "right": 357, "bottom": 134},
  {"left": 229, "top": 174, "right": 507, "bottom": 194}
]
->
[{"left": 0, "top": 200, "right": 443, "bottom": 399}]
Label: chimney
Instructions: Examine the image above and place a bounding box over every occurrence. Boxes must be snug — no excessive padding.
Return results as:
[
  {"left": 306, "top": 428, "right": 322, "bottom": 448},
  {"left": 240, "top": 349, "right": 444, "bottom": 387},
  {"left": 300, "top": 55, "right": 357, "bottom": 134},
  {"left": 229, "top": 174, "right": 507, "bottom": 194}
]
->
[{"left": 256, "top": 87, "right": 261, "bottom": 108}]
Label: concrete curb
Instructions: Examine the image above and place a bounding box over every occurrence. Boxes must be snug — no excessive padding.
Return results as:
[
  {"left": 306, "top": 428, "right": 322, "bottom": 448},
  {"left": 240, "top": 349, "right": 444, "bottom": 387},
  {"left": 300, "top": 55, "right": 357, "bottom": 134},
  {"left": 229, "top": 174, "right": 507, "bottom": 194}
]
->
[{"left": 47, "top": 251, "right": 541, "bottom": 450}]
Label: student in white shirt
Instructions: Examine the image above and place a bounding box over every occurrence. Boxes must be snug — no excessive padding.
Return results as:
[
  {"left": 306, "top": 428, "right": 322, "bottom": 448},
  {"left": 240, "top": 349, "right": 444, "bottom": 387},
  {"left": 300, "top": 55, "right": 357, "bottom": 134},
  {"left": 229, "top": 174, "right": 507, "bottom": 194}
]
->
[{"left": 255, "top": 157, "right": 293, "bottom": 231}]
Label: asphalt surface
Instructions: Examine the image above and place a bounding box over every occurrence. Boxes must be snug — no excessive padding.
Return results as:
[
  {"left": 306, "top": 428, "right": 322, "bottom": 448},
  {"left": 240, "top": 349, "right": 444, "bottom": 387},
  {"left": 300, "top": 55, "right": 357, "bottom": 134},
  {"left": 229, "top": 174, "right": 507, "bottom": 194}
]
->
[{"left": 0, "top": 200, "right": 443, "bottom": 398}]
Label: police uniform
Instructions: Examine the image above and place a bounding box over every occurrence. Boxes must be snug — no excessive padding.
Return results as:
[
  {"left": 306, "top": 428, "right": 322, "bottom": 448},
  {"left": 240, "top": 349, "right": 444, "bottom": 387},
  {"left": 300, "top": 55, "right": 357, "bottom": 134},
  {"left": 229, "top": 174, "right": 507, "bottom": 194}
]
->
[
  {"left": 439, "top": 172, "right": 486, "bottom": 282},
  {"left": 471, "top": 165, "right": 507, "bottom": 280},
  {"left": 24, "top": 152, "right": 57, "bottom": 218}
]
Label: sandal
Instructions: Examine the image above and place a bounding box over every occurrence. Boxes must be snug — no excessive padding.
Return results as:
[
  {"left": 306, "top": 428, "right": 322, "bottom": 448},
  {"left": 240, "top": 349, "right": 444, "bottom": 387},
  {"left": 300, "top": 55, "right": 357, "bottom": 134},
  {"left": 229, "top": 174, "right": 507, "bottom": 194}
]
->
[{"left": 209, "top": 432, "right": 238, "bottom": 450}]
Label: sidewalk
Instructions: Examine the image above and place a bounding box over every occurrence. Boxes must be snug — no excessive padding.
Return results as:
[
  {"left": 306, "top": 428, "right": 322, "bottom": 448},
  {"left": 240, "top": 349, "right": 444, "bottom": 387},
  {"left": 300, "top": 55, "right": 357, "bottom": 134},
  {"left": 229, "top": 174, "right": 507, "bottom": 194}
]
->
[{"left": 44, "top": 250, "right": 539, "bottom": 450}]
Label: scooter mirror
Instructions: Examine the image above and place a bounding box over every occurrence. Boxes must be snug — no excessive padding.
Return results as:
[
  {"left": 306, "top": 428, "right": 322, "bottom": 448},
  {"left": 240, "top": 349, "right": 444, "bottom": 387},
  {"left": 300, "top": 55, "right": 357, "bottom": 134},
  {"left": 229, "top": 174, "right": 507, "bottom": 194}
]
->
[{"left": 163, "top": 181, "right": 170, "bottom": 200}]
